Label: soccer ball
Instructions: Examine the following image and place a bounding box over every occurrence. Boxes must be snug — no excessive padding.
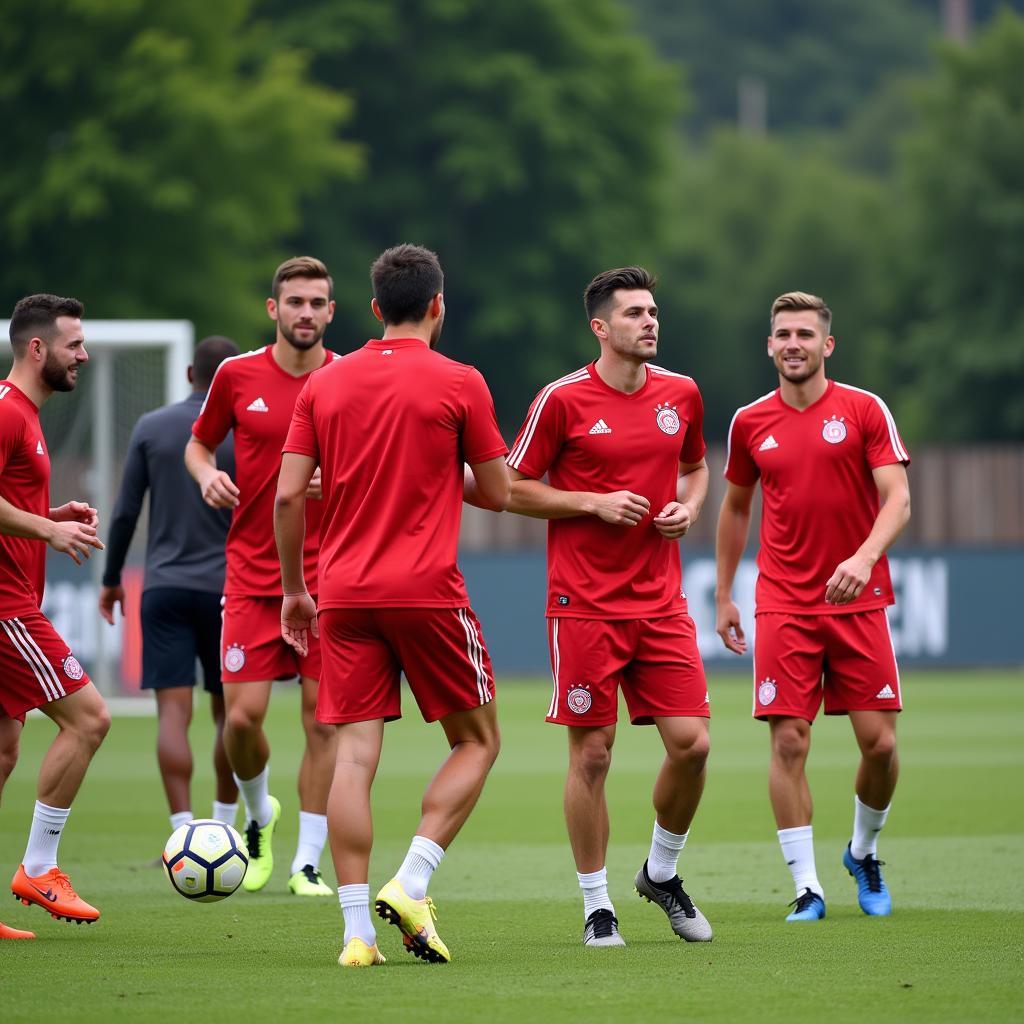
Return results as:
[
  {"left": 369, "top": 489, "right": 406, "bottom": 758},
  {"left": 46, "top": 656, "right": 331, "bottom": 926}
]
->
[{"left": 162, "top": 819, "right": 248, "bottom": 903}]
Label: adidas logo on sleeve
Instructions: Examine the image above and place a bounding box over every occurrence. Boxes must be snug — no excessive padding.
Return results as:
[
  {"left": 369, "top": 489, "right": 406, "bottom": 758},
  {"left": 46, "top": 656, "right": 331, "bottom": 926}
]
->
[{"left": 246, "top": 397, "right": 270, "bottom": 413}]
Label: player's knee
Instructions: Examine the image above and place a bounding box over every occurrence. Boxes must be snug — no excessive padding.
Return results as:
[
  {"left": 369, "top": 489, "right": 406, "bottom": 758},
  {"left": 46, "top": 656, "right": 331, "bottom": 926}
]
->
[
  {"left": 571, "top": 738, "right": 612, "bottom": 784},
  {"left": 0, "top": 742, "right": 19, "bottom": 787},
  {"left": 862, "top": 730, "right": 897, "bottom": 766},
  {"left": 225, "top": 704, "right": 261, "bottom": 737},
  {"left": 80, "top": 704, "right": 112, "bottom": 752},
  {"left": 771, "top": 723, "right": 810, "bottom": 766}
]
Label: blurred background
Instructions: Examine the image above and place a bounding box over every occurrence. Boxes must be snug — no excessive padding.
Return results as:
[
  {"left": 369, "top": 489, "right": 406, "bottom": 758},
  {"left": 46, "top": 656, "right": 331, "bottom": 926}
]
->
[{"left": 2, "top": 0, "right": 1022, "bottom": 690}]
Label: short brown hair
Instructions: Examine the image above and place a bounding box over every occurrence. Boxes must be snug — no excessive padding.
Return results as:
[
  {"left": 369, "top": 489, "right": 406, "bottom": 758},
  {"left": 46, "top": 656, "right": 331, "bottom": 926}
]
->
[
  {"left": 271, "top": 256, "right": 333, "bottom": 300},
  {"left": 770, "top": 291, "right": 832, "bottom": 334},
  {"left": 192, "top": 335, "right": 240, "bottom": 389},
  {"left": 584, "top": 266, "right": 657, "bottom": 321},
  {"left": 9, "top": 293, "right": 85, "bottom": 357},
  {"left": 370, "top": 244, "right": 443, "bottom": 325}
]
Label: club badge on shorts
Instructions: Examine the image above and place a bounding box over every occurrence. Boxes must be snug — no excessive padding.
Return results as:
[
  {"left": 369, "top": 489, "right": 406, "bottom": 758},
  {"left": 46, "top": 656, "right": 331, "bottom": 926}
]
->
[
  {"left": 757, "top": 677, "right": 777, "bottom": 706},
  {"left": 822, "top": 416, "right": 847, "bottom": 444},
  {"left": 224, "top": 643, "right": 246, "bottom": 673},
  {"left": 655, "top": 403, "right": 680, "bottom": 435},
  {"left": 567, "top": 686, "right": 593, "bottom": 714},
  {"left": 62, "top": 654, "right": 84, "bottom": 681}
]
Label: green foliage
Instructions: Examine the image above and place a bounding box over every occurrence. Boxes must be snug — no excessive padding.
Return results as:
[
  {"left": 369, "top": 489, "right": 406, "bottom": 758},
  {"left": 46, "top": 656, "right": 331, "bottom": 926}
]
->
[{"left": 0, "top": 0, "right": 360, "bottom": 343}]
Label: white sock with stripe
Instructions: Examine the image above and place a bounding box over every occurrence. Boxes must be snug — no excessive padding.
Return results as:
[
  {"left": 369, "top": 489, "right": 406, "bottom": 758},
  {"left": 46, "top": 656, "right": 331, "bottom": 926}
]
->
[
  {"left": 233, "top": 765, "right": 273, "bottom": 827},
  {"left": 396, "top": 835, "right": 445, "bottom": 900},
  {"left": 23, "top": 801, "right": 70, "bottom": 876},
  {"left": 778, "top": 825, "right": 823, "bottom": 899},
  {"left": 338, "top": 884, "right": 375, "bottom": 946},
  {"left": 850, "top": 796, "right": 890, "bottom": 860},
  {"left": 291, "top": 811, "right": 328, "bottom": 875},
  {"left": 577, "top": 867, "right": 615, "bottom": 919}
]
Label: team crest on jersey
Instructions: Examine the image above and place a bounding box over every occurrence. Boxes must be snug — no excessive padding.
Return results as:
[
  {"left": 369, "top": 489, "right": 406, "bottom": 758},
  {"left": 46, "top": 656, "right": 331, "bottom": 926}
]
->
[
  {"left": 62, "top": 655, "right": 84, "bottom": 681},
  {"left": 567, "top": 686, "right": 592, "bottom": 715},
  {"left": 655, "top": 403, "right": 680, "bottom": 435},
  {"left": 224, "top": 643, "right": 246, "bottom": 673},
  {"left": 822, "top": 416, "right": 847, "bottom": 444},
  {"left": 757, "top": 678, "right": 777, "bottom": 706}
]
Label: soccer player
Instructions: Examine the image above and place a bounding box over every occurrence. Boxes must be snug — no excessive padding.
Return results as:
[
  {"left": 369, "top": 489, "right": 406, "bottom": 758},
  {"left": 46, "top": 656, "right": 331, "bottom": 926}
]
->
[
  {"left": 506, "top": 266, "right": 713, "bottom": 948},
  {"left": 715, "top": 291, "right": 911, "bottom": 922},
  {"left": 185, "top": 258, "right": 339, "bottom": 897},
  {"left": 275, "top": 244, "right": 508, "bottom": 968},
  {"left": 99, "top": 335, "right": 241, "bottom": 838},
  {"left": 0, "top": 294, "right": 111, "bottom": 939}
]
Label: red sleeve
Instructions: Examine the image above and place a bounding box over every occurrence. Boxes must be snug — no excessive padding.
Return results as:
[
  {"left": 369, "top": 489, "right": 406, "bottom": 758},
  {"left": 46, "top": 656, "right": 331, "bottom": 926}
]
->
[
  {"left": 282, "top": 379, "right": 319, "bottom": 460},
  {"left": 724, "top": 409, "right": 759, "bottom": 486},
  {"left": 860, "top": 394, "right": 910, "bottom": 468},
  {"left": 680, "top": 384, "right": 707, "bottom": 465},
  {"left": 507, "top": 385, "right": 564, "bottom": 479},
  {"left": 0, "top": 405, "right": 23, "bottom": 471},
  {"left": 192, "top": 361, "right": 236, "bottom": 449},
  {"left": 458, "top": 368, "right": 507, "bottom": 465}
]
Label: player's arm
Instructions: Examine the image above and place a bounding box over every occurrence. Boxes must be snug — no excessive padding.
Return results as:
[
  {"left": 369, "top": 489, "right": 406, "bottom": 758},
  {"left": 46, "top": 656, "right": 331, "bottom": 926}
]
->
[
  {"left": 463, "top": 458, "right": 511, "bottom": 512},
  {"left": 274, "top": 452, "right": 318, "bottom": 656},
  {"left": 825, "top": 462, "right": 911, "bottom": 606},
  {"left": 0, "top": 495, "right": 104, "bottom": 565},
  {"left": 507, "top": 468, "right": 650, "bottom": 525},
  {"left": 653, "top": 458, "right": 709, "bottom": 539},
  {"left": 185, "top": 436, "right": 239, "bottom": 509},
  {"left": 715, "top": 481, "right": 756, "bottom": 654}
]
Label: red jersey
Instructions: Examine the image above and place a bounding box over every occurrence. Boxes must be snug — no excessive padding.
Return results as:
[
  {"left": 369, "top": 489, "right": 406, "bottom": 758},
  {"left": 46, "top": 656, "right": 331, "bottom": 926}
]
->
[
  {"left": 508, "top": 362, "right": 706, "bottom": 620},
  {"left": 192, "top": 346, "right": 337, "bottom": 597},
  {"left": 283, "top": 338, "right": 507, "bottom": 609},
  {"left": 724, "top": 379, "right": 910, "bottom": 615},
  {"left": 0, "top": 382, "right": 49, "bottom": 616}
]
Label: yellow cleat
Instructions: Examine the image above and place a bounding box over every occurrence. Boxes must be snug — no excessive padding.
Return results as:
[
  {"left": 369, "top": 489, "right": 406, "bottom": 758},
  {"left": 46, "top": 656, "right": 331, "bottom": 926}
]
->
[
  {"left": 241, "top": 796, "right": 281, "bottom": 892},
  {"left": 374, "top": 878, "right": 451, "bottom": 964},
  {"left": 288, "top": 864, "right": 333, "bottom": 896},
  {"left": 339, "top": 936, "right": 386, "bottom": 967}
]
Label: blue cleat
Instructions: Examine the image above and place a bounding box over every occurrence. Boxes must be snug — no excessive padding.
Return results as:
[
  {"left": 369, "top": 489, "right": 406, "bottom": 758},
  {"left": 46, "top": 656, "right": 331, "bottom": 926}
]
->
[
  {"left": 786, "top": 887, "right": 826, "bottom": 922},
  {"left": 843, "top": 844, "right": 892, "bottom": 916}
]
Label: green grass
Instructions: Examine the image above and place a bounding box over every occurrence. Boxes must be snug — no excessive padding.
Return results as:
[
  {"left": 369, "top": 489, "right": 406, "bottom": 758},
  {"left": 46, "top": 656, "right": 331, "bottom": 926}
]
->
[{"left": 2, "top": 671, "right": 1022, "bottom": 1023}]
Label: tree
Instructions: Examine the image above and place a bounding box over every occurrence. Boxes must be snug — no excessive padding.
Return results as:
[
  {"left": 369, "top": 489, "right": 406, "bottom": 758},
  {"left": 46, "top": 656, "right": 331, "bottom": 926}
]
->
[{"left": 0, "top": 0, "right": 360, "bottom": 342}]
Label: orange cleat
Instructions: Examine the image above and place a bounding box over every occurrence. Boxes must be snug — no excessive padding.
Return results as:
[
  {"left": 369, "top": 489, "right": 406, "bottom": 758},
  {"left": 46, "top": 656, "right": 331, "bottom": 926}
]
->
[
  {"left": 11, "top": 865, "right": 100, "bottom": 924},
  {"left": 1, "top": 920, "right": 35, "bottom": 939}
]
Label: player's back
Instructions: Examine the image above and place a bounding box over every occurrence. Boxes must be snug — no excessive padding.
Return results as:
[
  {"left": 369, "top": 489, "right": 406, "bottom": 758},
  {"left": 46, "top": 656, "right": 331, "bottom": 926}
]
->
[{"left": 288, "top": 338, "right": 505, "bottom": 610}]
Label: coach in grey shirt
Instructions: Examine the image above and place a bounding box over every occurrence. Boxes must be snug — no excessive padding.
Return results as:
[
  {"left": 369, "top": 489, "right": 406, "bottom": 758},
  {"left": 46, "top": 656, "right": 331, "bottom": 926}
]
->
[{"left": 99, "top": 335, "right": 241, "bottom": 837}]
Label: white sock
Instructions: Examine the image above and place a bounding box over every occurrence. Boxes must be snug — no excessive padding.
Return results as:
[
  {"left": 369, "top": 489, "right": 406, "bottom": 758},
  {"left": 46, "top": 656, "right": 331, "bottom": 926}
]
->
[
  {"left": 647, "top": 821, "right": 688, "bottom": 883},
  {"left": 338, "top": 884, "right": 375, "bottom": 946},
  {"left": 778, "top": 825, "right": 823, "bottom": 899},
  {"left": 291, "top": 811, "right": 329, "bottom": 875},
  {"left": 233, "top": 765, "right": 272, "bottom": 827},
  {"left": 395, "top": 835, "right": 445, "bottom": 901},
  {"left": 212, "top": 801, "right": 239, "bottom": 827},
  {"left": 23, "top": 801, "right": 71, "bottom": 876},
  {"left": 170, "top": 811, "right": 193, "bottom": 832},
  {"left": 850, "top": 796, "right": 890, "bottom": 860},
  {"left": 577, "top": 867, "right": 615, "bottom": 919}
]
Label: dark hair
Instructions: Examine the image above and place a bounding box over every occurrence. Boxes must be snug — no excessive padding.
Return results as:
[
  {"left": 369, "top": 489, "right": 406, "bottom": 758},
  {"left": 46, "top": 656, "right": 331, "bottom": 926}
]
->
[
  {"left": 192, "top": 335, "right": 240, "bottom": 389},
  {"left": 9, "top": 293, "right": 85, "bottom": 356},
  {"left": 370, "top": 244, "right": 443, "bottom": 325},
  {"left": 583, "top": 266, "right": 657, "bottom": 320},
  {"left": 272, "top": 256, "right": 333, "bottom": 300}
]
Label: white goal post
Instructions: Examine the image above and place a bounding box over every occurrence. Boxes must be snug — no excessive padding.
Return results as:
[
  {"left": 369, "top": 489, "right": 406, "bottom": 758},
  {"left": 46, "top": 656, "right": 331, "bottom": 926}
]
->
[{"left": 0, "top": 319, "right": 194, "bottom": 695}]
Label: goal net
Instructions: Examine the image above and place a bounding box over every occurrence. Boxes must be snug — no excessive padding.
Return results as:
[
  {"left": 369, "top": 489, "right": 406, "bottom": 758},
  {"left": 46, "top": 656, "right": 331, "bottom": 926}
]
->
[{"left": 0, "top": 319, "right": 193, "bottom": 697}]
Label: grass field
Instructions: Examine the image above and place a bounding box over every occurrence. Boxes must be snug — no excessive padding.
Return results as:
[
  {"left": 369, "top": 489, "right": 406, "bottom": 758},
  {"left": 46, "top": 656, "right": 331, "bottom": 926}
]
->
[{"left": 2, "top": 671, "right": 1022, "bottom": 1023}]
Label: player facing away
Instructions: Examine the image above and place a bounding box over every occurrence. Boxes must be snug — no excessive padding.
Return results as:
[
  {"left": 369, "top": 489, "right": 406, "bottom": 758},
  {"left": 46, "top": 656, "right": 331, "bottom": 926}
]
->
[
  {"left": 0, "top": 295, "right": 111, "bottom": 939},
  {"left": 507, "top": 267, "right": 713, "bottom": 948},
  {"left": 99, "top": 336, "right": 241, "bottom": 838},
  {"left": 275, "top": 244, "right": 509, "bottom": 968},
  {"left": 715, "top": 291, "right": 911, "bottom": 922},
  {"left": 185, "top": 257, "right": 339, "bottom": 897}
]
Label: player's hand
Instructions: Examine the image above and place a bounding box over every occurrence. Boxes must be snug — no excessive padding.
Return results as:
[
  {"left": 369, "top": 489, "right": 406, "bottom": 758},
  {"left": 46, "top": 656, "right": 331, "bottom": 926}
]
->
[
  {"left": 98, "top": 584, "right": 125, "bottom": 625},
  {"left": 591, "top": 491, "right": 650, "bottom": 526},
  {"left": 199, "top": 468, "right": 240, "bottom": 509},
  {"left": 51, "top": 500, "right": 99, "bottom": 528},
  {"left": 653, "top": 501, "right": 693, "bottom": 539},
  {"left": 281, "top": 592, "right": 318, "bottom": 657},
  {"left": 825, "top": 554, "right": 873, "bottom": 605},
  {"left": 47, "top": 520, "right": 104, "bottom": 565},
  {"left": 305, "top": 467, "right": 323, "bottom": 501},
  {"left": 715, "top": 600, "right": 747, "bottom": 655}
]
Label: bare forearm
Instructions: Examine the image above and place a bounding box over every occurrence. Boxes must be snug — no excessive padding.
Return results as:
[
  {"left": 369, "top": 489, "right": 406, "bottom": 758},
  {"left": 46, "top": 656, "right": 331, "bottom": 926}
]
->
[
  {"left": 715, "top": 504, "right": 750, "bottom": 601},
  {"left": 677, "top": 464, "right": 709, "bottom": 522},
  {"left": 508, "top": 478, "right": 598, "bottom": 520},
  {"left": 185, "top": 438, "right": 217, "bottom": 485},
  {"left": 0, "top": 496, "right": 53, "bottom": 542},
  {"left": 274, "top": 495, "right": 308, "bottom": 593},
  {"left": 855, "top": 492, "right": 911, "bottom": 567}
]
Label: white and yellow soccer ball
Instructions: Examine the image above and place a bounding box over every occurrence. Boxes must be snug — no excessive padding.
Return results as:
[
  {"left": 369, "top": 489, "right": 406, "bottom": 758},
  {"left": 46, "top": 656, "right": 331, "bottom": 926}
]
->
[{"left": 162, "top": 819, "right": 248, "bottom": 903}]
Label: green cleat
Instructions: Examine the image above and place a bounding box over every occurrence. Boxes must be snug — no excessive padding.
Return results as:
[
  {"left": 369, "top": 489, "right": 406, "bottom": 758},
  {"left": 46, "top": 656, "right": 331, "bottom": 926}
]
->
[
  {"left": 241, "top": 796, "right": 280, "bottom": 892},
  {"left": 374, "top": 877, "right": 451, "bottom": 964},
  {"left": 288, "top": 864, "right": 333, "bottom": 896},
  {"left": 339, "top": 937, "right": 386, "bottom": 967}
]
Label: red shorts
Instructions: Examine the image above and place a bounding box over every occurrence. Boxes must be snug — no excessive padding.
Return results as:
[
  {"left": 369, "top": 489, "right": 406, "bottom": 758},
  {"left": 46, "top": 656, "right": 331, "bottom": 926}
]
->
[
  {"left": 316, "top": 607, "right": 496, "bottom": 724},
  {"left": 221, "top": 595, "right": 321, "bottom": 683},
  {"left": 753, "top": 610, "right": 902, "bottom": 722},
  {"left": 0, "top": 610, "right": 91, "bottom": 721},
  {"left": 546, "top": 615, "right": 709, "bottom": 727}
]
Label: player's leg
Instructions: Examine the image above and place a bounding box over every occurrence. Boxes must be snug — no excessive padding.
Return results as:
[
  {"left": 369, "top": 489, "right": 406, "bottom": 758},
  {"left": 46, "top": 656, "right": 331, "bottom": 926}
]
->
[
  {"left": 209, "top": 693, "right": 239, "bottom": 823},
  {"left": 154, "top": 687, "right": 195, "bottom": 830},
  {"left": 0, "top": 716, "right": 34, "bottom": 938}
]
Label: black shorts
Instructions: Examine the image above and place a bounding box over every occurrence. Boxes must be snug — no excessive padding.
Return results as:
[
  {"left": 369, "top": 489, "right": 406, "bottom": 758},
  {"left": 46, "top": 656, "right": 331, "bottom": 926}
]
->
[{"left": 140, "top": 588, "right": 223, "bottom": 693}]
